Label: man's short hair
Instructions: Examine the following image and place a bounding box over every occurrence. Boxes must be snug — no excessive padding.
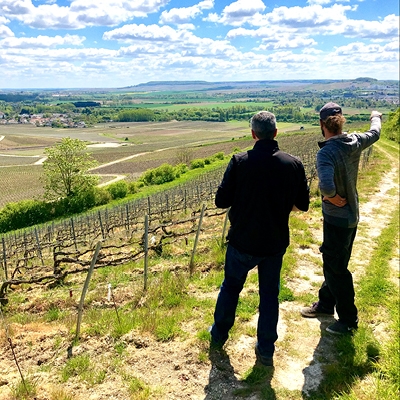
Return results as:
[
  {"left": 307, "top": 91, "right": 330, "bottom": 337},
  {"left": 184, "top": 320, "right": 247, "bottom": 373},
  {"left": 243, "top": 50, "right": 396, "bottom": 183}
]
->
[{"left": 251, "top": 111, "right": 276, "bottom": 140}]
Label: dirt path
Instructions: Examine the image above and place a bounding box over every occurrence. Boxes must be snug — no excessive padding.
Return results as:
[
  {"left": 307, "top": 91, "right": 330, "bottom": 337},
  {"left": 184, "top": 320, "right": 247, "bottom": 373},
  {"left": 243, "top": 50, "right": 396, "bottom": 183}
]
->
[{"left": 0, "top": 143, "right": 398, "bottom": 399}]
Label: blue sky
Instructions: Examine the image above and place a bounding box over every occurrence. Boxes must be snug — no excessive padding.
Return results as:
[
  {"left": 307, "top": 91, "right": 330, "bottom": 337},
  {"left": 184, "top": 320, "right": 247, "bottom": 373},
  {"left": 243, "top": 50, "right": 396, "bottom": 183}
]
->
[{"left": 0, "top": 0, "right": 398, "bottom": 89}]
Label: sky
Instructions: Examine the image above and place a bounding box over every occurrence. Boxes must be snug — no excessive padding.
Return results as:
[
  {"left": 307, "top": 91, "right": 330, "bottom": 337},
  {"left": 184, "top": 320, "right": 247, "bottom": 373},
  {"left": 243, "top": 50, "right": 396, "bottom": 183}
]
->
[{"left": 0, "top": 0, "right": 398, "bottom": 89}]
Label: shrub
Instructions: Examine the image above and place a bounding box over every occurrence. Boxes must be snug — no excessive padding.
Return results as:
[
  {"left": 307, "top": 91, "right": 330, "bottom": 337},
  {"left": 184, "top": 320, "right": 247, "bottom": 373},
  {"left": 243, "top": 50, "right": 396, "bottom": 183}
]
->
[
  {"left": 127, "top": 181, "right": 139, "bottom": 194},
  {"left": 61, "top": 189, "right": 98, "bottom": 214},
  {"left": 190, "top": 159, "right": 205, "bottom": 169},
  {"left": 381, "top": 107, "right": 399, "bottom": 143},
  {"left": 94, "top": 187, "right": 112, "bottom": 205},
  {"left": 141, "top": 164, "right": 176, "bottom": 186},
  {"left": 213, "top": 152, "right": 225, "bottom": 160},
  {"left": 106, "top": 181, "right": 128, "bottom": 200},
  {"left": 175, "top": 163, "right": 188, "bottom": 176},
  {"left": 0, "top": 199, "right": 53, "bottom": 232},
  {"left": 204, "top": 158, "right": 212, "bottom": 165}
]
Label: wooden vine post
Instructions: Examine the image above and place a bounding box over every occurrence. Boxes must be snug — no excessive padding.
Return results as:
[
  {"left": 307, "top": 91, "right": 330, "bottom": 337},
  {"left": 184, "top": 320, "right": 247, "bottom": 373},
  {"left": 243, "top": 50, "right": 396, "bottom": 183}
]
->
[
  {"left": 221, "top": 208, "right": 230, "bottom": 246},
  {"left": 143, "top": 214, "right": 149, "bottom": 291},
  {"left": 74, "top": 241, "right": 102, "bottom": 343},
  {"left": 189, "top": 204, "right": 206, "bottom": 277},
  {"left": 2, "top": 237, "right": 7, "bottom": 281}
]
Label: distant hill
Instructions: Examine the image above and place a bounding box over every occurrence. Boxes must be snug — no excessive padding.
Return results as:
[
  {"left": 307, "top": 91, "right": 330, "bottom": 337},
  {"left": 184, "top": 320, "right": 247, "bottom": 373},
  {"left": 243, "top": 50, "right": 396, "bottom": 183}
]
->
[{"left": 120, "top": 78, "right": 397, "bottom": 93}]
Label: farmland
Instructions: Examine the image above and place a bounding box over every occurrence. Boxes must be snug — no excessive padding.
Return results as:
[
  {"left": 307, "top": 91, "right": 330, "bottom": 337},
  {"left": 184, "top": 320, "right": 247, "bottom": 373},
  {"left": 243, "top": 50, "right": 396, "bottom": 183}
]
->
[
  {"left": 0, "top": 120, "right": 311, "bottom": 207},
  {"left": 0, "top": 78, "right": 397, "bottom": 208}
]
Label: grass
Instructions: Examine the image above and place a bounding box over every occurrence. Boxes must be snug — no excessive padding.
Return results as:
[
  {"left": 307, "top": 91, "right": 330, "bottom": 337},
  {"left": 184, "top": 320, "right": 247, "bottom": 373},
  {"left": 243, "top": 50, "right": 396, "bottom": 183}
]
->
[
  {"left": 61, "top": 353, "right": 106, "bottom": 385},
  {"left": 10, "top": 376, "right": 38, "bottom": 400}
]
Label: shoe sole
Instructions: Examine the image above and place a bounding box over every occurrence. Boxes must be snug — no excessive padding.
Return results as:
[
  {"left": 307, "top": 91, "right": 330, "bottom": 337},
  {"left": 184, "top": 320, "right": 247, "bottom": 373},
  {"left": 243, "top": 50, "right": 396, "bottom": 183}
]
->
[
  {"left": 301, "top": 311, "right": 334, "bottom": 318},
  {"left": 326, "top": 326, "right": 356, "bottom": 335}
]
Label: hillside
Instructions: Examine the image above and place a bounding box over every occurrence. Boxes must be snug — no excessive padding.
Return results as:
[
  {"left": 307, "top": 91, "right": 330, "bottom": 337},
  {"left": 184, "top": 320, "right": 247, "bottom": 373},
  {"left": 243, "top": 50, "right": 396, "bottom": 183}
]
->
[{"left": 0, "top": 140, "right": 398, "bottom": 400}]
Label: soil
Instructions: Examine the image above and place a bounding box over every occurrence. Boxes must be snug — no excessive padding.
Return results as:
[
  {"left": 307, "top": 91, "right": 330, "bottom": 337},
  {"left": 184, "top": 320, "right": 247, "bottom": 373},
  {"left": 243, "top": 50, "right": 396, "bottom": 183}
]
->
[{"left": 0, "top": 143, "right": 398, "bottom": 400}]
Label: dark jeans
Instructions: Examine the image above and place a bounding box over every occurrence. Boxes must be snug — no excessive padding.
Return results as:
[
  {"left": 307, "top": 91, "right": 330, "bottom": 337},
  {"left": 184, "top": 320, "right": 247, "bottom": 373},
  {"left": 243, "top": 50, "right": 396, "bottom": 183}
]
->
[
  {"left": 211, "top": 244, "right": 285, "bottom": 358},
  {"left": 318, "top": 220, "right": 358, "bottom": 326}
]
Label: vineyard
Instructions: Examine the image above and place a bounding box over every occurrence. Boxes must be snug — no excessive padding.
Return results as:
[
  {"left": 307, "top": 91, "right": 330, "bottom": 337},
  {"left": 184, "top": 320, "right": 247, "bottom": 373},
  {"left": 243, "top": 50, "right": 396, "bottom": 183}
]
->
[{"left": 0, "top": 131, "right": 374, "bottom": 304}]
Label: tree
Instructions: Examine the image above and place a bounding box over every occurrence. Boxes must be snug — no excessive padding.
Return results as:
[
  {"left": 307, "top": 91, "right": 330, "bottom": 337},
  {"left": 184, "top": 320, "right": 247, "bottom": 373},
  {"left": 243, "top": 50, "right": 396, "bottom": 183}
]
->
[{"left": 42, "top": 137, "right": 98, "bottom": 200}]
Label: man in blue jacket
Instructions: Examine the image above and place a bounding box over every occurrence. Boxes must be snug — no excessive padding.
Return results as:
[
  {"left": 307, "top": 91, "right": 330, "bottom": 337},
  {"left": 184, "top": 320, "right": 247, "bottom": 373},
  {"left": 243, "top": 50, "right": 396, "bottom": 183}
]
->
[
  {"left": 301, "top": 102, "right": 382, "bottom": 335},
  {"left": 210, "top": 111, "right": 310, "bottom": 366}
]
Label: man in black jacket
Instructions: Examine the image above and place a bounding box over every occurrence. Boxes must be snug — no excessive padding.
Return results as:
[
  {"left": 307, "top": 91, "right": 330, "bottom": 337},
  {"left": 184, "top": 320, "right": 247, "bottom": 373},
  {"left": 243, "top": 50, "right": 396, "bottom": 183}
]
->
[{"left": 210, "top": 111, "right": 309, "bottom": 366}]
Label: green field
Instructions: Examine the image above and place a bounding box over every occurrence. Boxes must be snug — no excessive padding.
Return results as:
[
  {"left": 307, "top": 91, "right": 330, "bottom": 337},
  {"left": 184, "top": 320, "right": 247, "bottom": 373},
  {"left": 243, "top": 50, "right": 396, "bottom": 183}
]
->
[
  {"left": 0, "top": 118, "right": 378, "bottom": 208},
  {"left": 125, "top": 101, "right": 275, "bottom": 111}
]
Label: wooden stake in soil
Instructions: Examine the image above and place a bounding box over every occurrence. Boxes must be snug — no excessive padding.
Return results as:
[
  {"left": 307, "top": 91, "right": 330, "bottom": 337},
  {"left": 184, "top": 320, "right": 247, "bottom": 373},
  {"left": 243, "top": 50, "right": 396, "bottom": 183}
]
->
[
  {"left": 221, "top": 208, "right": 230, "bottom": 246},
  {"left": 143, "top": 214, "right": 149, "bottom": 291},
  {"left": 2, "top": 237, "right": 7, "bottom": 281},
  {"left": 34, "top": 227, "right": 44, "bottom": 266},
  {"left": 75, "top": 241, "right": 102, "bottom": 342},
  {"left": 70, "top": 217, "right": 78, "bottom": 251},
  {"left": 189, "top": 204, "right": 206, "bottom": 277}
]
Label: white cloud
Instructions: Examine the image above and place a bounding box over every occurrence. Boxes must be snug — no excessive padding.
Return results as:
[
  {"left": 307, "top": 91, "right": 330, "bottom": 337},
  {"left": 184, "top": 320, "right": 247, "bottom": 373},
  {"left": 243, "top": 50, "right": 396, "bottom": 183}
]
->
[
  {"left": 159, "top": 0, "right": 214, "bottom": 25},
  {"left": 225, "top": 4, "right": 398, "bottom": 42},
  {"left": 205, "top": 0, "right": 266, "bottom": 26},
  {"left": 256, "top": 35, "right": 318, "bottom": 50},
  {"left": 0, "top": 16, "right": 13, "bottom": 38},
  {"left": 104, "top": 24, "right": 242, "bottom": 60},
  {"left": 0, "top": 0, "right": 171, "bottom": 29},
  {"left": 307, "top": 0, "right": 347, "bottom": 4},
  {"left": 265, "top": 4, "right": 355, "bottom": 29},
  {"left": 0, "top": 34, "right": 85, "bottom": 48},
  {"left": 338, "top": 14, "right": 399, "bottom": 39},
  {"left": 103, "top": 24, "right": 188, "bottom": 42},
  {"left": 333, "top": 41, "right": 400, "bottom": 60}
]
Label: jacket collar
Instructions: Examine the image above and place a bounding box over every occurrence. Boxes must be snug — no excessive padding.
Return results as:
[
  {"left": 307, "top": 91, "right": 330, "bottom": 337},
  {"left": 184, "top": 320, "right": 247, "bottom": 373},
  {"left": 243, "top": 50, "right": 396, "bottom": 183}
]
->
[
  {"left": 253, "top": 139, "right": 279, "bottom": 151},
  {"left": 318, "top": 134, "right": 349, "bottom": 149}
]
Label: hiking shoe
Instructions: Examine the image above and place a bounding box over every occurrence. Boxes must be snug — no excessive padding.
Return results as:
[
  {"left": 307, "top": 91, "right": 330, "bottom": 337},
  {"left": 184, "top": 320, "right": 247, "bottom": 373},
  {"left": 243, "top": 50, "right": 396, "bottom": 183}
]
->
[
  {"left": 326, "top": 320, "right": 358, "bottom": 335},
  {"left": 301, "top": 302, "right": 334, "bottom": 318},
  {"left": 208, "top": 326, "right": 226, "bottom": 350},
  {"left": 255, "top": 345, "right": 274, "bottom": 367}
]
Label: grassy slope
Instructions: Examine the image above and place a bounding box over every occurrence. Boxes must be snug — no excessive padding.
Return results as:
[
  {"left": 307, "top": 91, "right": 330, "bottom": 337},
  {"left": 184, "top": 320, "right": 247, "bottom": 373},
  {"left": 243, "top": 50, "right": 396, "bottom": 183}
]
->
[{"left": 0, "top": 138, "right": 398, "bottom": 400}]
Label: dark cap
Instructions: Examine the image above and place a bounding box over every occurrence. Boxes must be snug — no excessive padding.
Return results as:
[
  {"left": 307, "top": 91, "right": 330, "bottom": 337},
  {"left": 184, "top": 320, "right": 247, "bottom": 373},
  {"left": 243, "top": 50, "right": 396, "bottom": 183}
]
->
[{"left": 319, "top": 102, "right": 342, "bottom": 120}]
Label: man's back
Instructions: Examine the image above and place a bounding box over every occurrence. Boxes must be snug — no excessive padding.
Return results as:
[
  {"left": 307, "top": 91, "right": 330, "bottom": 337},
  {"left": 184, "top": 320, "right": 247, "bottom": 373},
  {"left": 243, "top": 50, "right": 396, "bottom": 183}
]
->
[
  {"left": 317, "top": 124, "right": 380, "bottom": 228},
  {"left": 216, "top": 139, "right": 309, "bottom": 256}
]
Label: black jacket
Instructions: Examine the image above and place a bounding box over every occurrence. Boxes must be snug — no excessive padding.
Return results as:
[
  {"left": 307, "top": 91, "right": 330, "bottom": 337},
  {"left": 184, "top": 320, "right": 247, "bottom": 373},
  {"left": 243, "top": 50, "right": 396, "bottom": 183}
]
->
[{"left": 216, "top": 139, "right": 309, "bottom": 256}]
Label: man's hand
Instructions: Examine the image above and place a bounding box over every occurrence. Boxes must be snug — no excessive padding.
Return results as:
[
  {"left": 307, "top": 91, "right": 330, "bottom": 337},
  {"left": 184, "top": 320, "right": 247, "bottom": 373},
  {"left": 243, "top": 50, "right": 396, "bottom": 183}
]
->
[
  {"left": 323, "top": 194, "right": 347, "bottom": 207},
  {"left": 370, "top": 111, "right": 382, "bottom": 120}
]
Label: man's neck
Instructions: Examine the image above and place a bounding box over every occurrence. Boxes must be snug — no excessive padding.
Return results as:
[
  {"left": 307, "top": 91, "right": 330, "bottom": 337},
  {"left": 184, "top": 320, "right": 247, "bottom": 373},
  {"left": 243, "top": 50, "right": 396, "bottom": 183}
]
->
[{"left": 324, "top": 131, "right": 342, "bottom": 140}]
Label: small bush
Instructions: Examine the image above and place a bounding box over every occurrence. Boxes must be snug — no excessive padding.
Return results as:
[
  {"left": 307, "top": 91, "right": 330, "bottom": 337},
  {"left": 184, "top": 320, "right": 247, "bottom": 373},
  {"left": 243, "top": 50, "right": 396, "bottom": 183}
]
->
[
  {"left": 190, "top": 159, "right": 205, "bottom": 169},
  {"left": 204, "top": 158, "right": 212, "bottom": 165},
  {"left": 106, "top": 180, "right": 128, "bottom": 200},
  {"left": 213, "top": 152, "right": 225, "bottom": 160},
  {"left": 61, "top": 189, "right": 97, "bottom": 214},
  {"left": 174, "top": 163, "right": 188, "bottom": 176},
  {"left": 381, "top": 107, "right": 399, "bottom": 143},
  {"left": 128, "top": 181, "right": 139, "bottom": 194},
  {"left": 0, "top": 199, "right": 52, "bottom": 232},
  {"left": 141, "top": 164, "right": 176, "bottom": 186},
  {"left": 94, "top": 187, "right": 112, "bottom": 205}
]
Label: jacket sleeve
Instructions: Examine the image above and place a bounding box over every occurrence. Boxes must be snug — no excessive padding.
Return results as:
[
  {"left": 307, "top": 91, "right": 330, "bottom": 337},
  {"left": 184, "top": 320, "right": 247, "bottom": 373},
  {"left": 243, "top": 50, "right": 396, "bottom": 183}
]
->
[
  {"left": 294, "top": 162, "right": 310, "bottom": 211},
  {"left": 317, "top": 150, "right": 336, "bottom": 198},
  {"left": 356, "top": 115, "right": 381, "bottom": 150},
  {"left": 215, "top": 157, "right": 236, "bottom": 209}
]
